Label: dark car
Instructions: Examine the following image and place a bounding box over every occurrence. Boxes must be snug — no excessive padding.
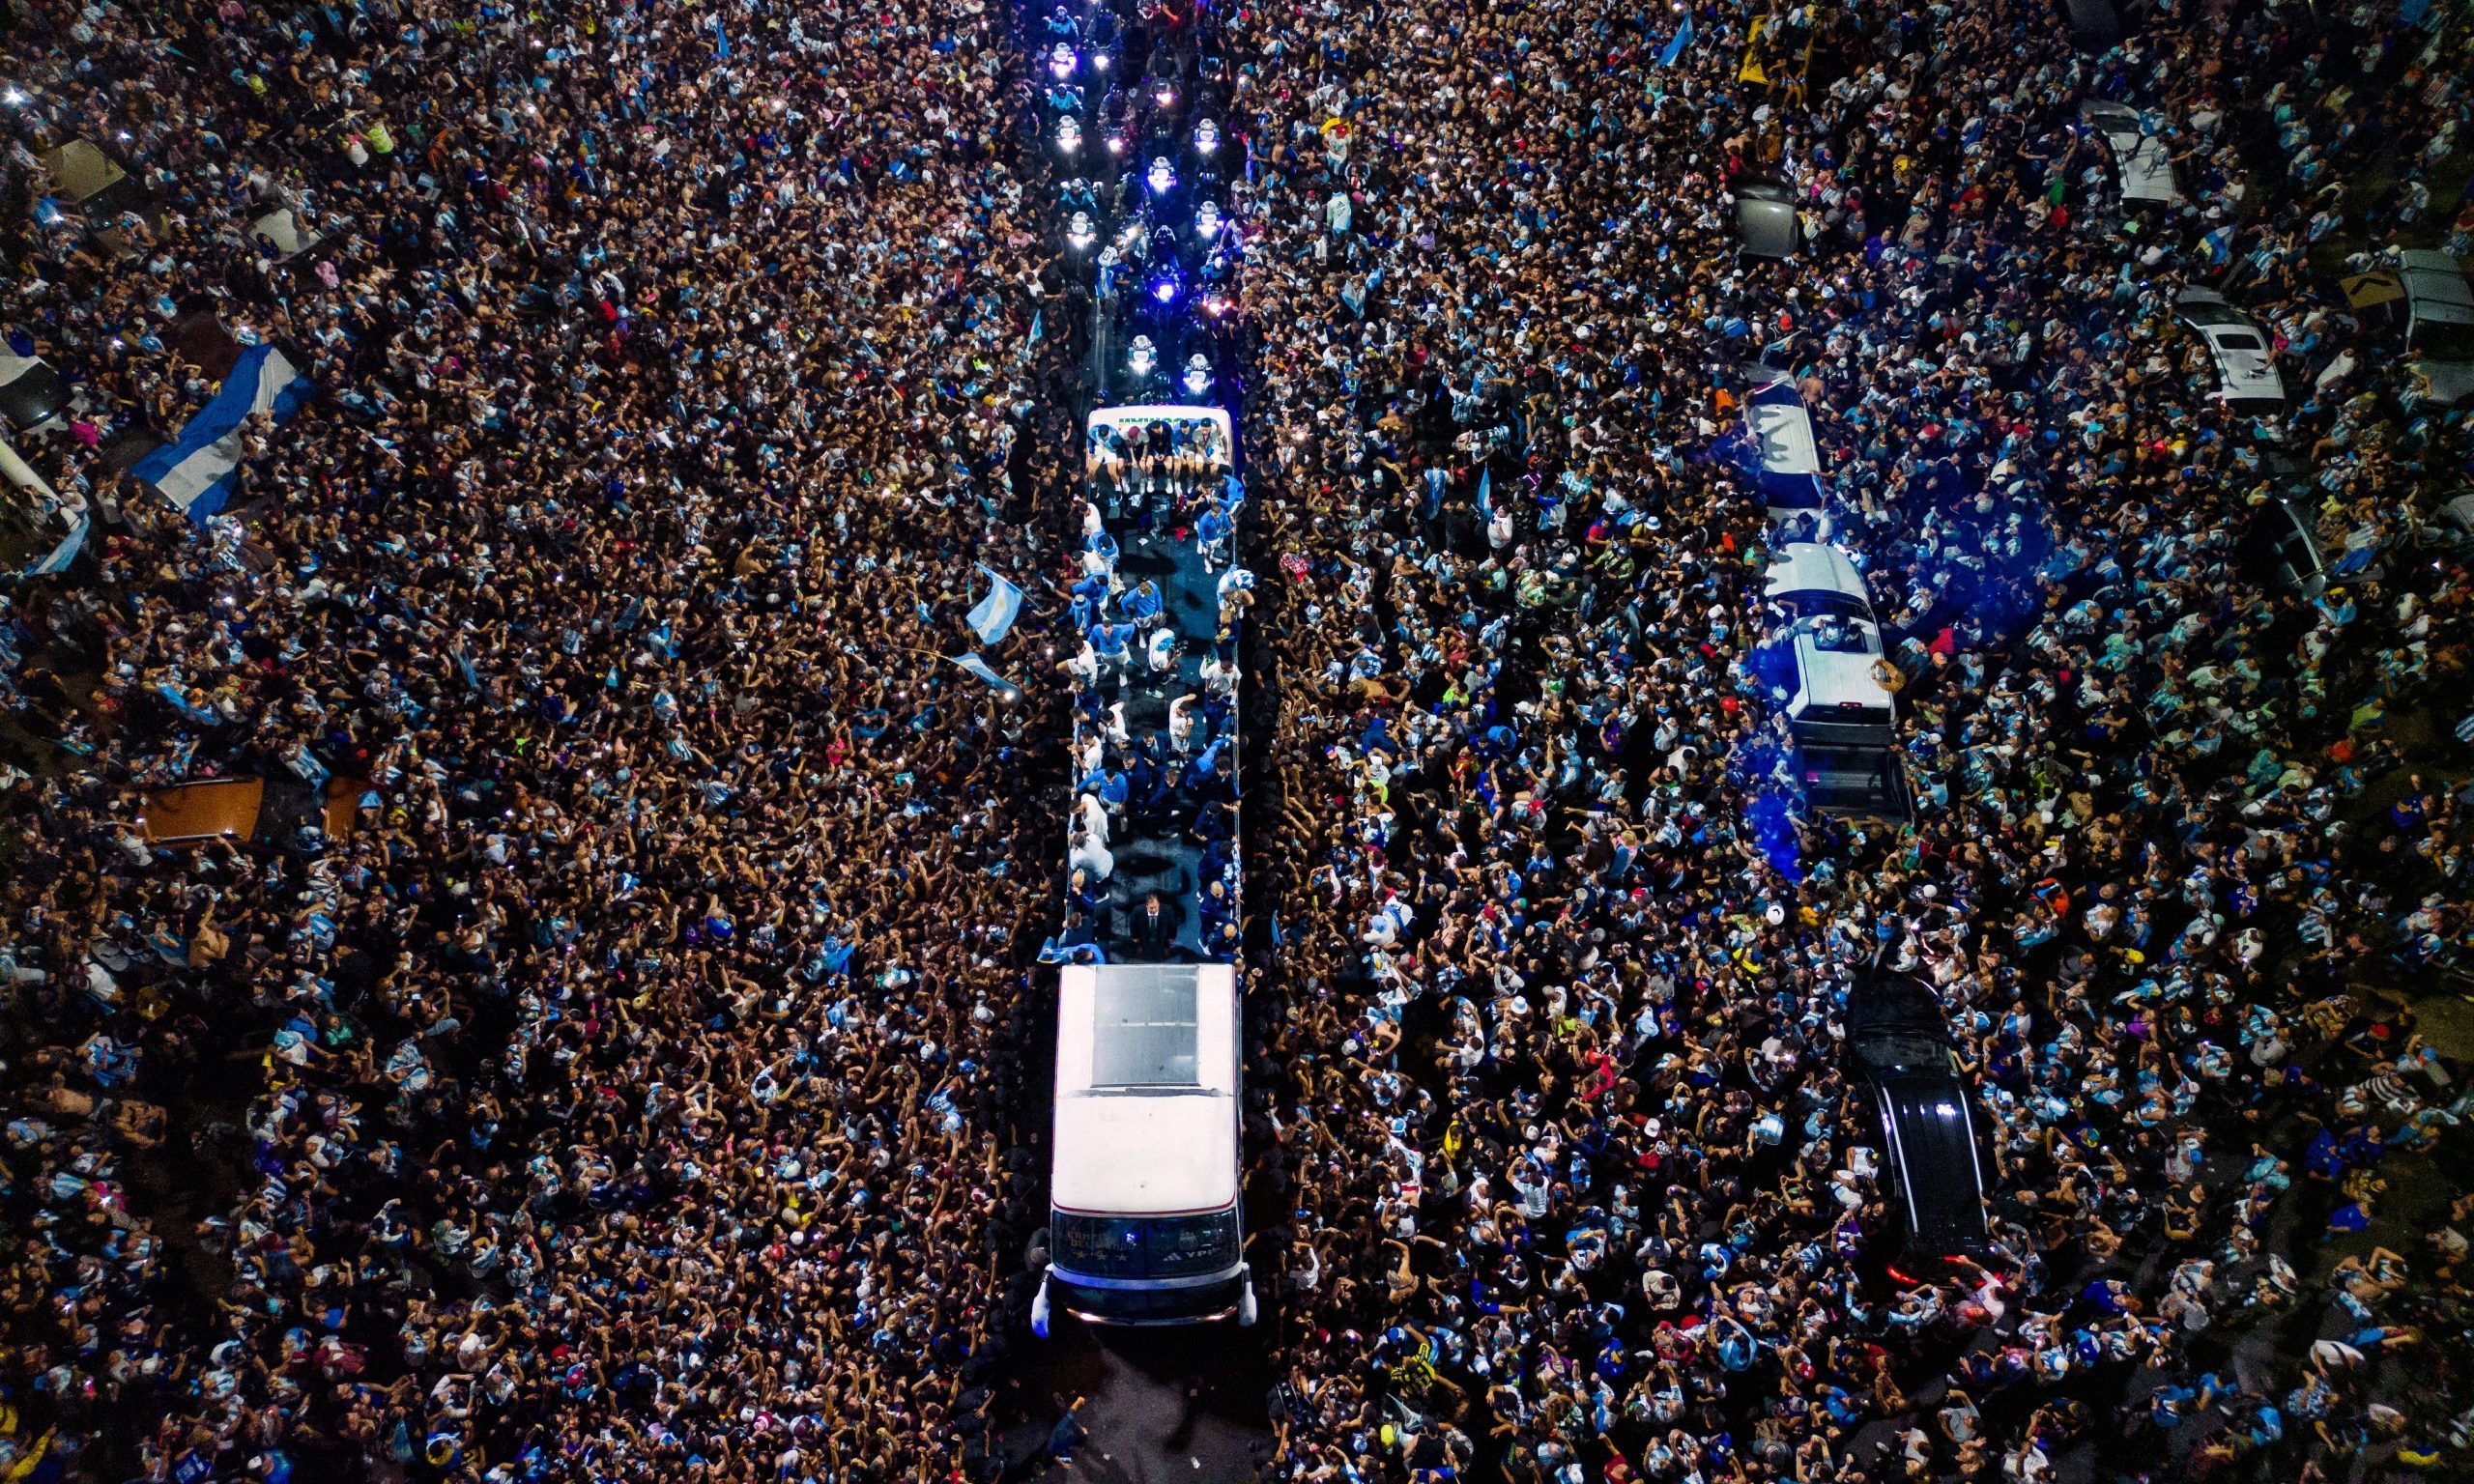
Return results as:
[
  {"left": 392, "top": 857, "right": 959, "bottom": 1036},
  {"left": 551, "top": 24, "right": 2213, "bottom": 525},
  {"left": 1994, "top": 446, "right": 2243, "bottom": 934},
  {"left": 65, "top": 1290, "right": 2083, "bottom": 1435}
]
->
[
  {"left": 1846, "top": 963, "right": 1993, "bottom": 1276},
  {"left": 2237, "top": 494, "right": 2328, "bottom": 598},
  {"left": 0, "top": 354, "right": 68, "bottom": 433},
  {"left": 1735, "top": 177, "right": 1799, "bottom": 260},
  {"left": 2059, "top": 0, "right": 2123, "bottom": 53}
]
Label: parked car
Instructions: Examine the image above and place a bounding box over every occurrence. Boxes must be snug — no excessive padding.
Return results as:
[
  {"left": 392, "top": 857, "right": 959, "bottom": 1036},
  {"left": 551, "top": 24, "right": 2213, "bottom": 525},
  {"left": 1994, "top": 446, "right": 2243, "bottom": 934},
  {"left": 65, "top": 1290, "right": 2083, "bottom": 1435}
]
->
[
  {"left": 1846, "top": 962, "right": 1994, "bottom": 1276},
  {"left": 2238, "top": 494, "right": 2328, "bottom": 597},
  {"left": 2078, "top": 99, "right": 2177, "bottom": 211},
  {"left": 2394, "top": 246, "right": 2474, "bottom": 407},
  {"left": 1735, "top": 176, "right": 1799, "bottom": 260},
  {"left": 0, "top": 354, "right": 68, "bottom": 434},
  {"left": 2174, "top": 287, "right": 2286, "bottom": 414}
]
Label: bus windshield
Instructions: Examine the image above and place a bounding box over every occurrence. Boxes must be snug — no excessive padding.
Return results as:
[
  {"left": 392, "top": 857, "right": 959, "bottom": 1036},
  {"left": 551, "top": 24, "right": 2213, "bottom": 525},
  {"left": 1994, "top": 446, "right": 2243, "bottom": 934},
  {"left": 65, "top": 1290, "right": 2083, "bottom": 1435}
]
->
[{"left": 1054, "top": 1208, "right": 1241, "bottom": 1279}]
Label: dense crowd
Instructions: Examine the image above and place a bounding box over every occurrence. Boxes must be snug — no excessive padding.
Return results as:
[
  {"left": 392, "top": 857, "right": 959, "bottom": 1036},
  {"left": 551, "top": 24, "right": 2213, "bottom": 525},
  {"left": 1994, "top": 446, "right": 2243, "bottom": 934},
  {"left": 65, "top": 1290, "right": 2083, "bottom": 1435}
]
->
[
  {"left": 1225, "top": 0, "right": 2474, "bottom": 1481},
  {"left": 3, "top": 0, "right": 2473, "bottom": 1480},
  {"left": 0, "top": 0, "right": 1076, "bottom": 1479}
]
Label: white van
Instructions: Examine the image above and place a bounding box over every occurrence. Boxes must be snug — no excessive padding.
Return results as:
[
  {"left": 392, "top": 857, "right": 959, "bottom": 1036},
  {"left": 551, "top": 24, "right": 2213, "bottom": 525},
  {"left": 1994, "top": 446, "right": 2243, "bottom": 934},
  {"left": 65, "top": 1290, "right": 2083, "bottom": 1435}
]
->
[
  {"left": 1743, "top": 378, "right": 1828, "bottom": 532},
  {"left": 1763, "top": 544, "right": 1908, "bottom": 819},
  {"left": 2079, "top": 100, "right": 2177, "bottom": 210}
]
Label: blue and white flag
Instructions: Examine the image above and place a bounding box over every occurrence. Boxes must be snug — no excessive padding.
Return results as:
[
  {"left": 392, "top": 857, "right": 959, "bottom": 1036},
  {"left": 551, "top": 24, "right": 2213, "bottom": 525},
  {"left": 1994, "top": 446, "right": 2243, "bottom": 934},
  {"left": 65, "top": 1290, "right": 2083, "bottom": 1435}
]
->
[
  {"left": 1028, "top": 309, "right": 1044, "bottom": 344},
  {"left": 23, "top": 512, "right": 87, "bottom": 576},
  {"left": 155, "top": 683, "right": 223, "bottom": 727},
  {"left": 130, "top": 345, "right": 313, "bottom": 524},
  {"left": 966, "top": 564, "right": 1023, "bottom": 645},
  {"left": 948, "top": 651, "right": 1022, "bottom": 697},
  {"left": 1476, "top": 467, "right": 1493, "bottom": 517},
  {"left": 1660, "top": 12, "right": 1696, "bottom": 66}
]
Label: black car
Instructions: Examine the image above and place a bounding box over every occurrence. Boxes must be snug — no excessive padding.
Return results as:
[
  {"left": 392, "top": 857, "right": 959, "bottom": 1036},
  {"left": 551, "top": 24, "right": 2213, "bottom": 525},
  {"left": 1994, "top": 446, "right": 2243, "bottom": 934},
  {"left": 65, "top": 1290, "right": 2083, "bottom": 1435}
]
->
[
  {"left": 2237, "top": 495, "right": 2329, "bottom": 598},
  {"left": 1735, "top": 177, "right": 1799, "bottom": 260},
  {"left": 1846, "top": 964, "right": 1993, "bottom": 1277},
  {"left": 2059, "top": 0, "right": 2124, "bottom": 53}
]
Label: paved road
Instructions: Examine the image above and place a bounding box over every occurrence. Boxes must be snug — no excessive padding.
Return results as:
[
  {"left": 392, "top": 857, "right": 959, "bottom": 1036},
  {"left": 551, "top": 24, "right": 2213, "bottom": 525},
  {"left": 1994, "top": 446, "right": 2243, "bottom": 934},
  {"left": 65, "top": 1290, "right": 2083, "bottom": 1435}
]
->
[{"left": 1000, "top": 1323, "right": 1275, "bottom": 1484}]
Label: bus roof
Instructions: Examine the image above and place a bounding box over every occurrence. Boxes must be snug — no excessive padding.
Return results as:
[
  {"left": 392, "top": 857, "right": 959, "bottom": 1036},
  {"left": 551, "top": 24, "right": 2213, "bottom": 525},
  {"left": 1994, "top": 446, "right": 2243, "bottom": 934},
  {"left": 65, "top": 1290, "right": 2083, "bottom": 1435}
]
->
[{"left": 1052, "top": 963, "right": 1241, "bottom": 1215}]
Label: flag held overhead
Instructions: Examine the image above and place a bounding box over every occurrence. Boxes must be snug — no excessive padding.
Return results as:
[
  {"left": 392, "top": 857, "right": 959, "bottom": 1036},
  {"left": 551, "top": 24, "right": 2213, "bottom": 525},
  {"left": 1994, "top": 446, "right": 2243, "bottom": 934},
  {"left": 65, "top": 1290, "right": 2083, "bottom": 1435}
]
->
[
  {"left": 948, "top": 652, "right": 1023, "bottom": 698},
  {"left": 966, "top": 564, "right": 1024, "bottom": 646}
]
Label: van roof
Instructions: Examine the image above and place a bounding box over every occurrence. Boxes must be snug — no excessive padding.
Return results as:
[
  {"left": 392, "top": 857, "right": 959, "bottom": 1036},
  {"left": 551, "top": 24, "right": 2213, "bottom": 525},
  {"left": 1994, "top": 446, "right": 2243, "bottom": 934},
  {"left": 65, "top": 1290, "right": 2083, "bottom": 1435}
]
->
[
  {"left": 2398, "top": 249, "right": 2474, "bottom": 326},
  {"left": 1765, "top": 542, "right": 1865, "bottom": 605},
  {"left": 2397, "top": 247, "right": 2472, "bottom": 281},
  {"left": 1052, "top": 963, "right": 1241, "bottom": 1215},
  {"left": 1747, "top": 391, "right": 1821, "bottom": 476},
  {"left": 2079, "top": 99, "right": 2176, "bottom": 205},
  {"left": 1792, "top": 636, "right": 1896, "bottom": 713}
]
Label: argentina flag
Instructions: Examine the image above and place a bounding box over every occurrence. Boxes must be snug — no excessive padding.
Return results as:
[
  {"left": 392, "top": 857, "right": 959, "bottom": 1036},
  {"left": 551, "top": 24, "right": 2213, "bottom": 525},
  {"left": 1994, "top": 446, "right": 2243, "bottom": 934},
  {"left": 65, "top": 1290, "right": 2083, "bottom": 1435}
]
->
[
  {"left": 948, "top": 652, "right": 1023, "bottom": 698},
  {"left": 130, "top": 345, "right": 314, "bottom": 524},
  {"left": 1660, "top": 11, "right": 1695, "bottom": 66},
  {"left": 966, "top": 564, "right": 1023, "bottom": 645}
]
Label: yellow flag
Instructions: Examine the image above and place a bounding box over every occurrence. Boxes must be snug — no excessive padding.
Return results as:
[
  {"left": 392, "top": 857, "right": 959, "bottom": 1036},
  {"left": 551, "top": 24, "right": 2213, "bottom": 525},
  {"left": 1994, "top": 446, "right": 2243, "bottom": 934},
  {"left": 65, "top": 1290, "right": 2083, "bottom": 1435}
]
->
[{"left": 1740, "top": 16, "right": 1769, "bottom": 83}]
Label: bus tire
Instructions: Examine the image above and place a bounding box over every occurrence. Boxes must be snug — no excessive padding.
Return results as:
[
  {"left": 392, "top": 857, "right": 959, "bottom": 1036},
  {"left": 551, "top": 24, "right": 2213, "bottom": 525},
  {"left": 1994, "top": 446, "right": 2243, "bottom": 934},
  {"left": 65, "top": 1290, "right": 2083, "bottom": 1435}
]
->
[{"left": 1032, "top": 1276, "right": 1052, "bottom": 1338}]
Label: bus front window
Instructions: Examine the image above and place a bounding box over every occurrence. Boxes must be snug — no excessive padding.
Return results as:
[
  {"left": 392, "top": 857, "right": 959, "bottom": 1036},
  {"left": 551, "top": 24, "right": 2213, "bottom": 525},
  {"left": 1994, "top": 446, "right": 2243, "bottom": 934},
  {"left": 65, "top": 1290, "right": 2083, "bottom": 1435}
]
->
[{"left": 1054, "top": 1208, "right": 1239, "bottom": 1278}]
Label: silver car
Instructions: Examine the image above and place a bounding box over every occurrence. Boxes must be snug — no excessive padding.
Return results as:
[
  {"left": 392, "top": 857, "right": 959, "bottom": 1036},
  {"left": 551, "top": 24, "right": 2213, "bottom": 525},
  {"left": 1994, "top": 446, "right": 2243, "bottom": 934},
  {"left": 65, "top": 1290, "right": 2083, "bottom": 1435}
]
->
[{"left": 2175, "top": 287, "right": 2286, "bottom": 415}]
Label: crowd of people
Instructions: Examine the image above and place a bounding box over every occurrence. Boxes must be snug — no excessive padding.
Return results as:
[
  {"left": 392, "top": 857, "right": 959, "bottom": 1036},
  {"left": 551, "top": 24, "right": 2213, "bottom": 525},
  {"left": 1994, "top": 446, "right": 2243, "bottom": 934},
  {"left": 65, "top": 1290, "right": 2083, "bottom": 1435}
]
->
[
  {"left": 1224, "top": 0, "right": 2474, "bottom": 1480},
  {"left": 3, "top": 0, "right": 2473, "bottom": 1479},
  {"left": 1055, "top": 410, "right": 1249, "bottom": 964},
  {"left": 0, "top": 0, "right": 1086, "bottom": 1477}
]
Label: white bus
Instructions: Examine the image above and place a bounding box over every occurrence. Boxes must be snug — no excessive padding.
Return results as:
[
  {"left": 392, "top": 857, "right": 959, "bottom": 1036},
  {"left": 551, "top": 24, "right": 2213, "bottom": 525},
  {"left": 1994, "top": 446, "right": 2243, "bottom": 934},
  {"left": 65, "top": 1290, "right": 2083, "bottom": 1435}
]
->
[{"left": 1033, "top": 962, "right": 1255, "bottom": 1330}]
